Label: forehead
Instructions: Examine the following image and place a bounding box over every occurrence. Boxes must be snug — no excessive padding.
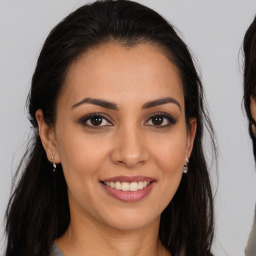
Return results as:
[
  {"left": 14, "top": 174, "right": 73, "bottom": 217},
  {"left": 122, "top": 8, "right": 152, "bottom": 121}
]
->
[{"left": 59, "top": 42, "right": 184, "bottom": 108}]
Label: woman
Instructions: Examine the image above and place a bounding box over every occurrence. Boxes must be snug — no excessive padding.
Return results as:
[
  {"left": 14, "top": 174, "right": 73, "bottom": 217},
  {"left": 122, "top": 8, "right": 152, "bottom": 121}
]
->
[
  {"left": 243, "top": 15, "right": 256, "bottom": 256},
  {"left": 5, "top": 1, "right": 215, "bottom": 255}
]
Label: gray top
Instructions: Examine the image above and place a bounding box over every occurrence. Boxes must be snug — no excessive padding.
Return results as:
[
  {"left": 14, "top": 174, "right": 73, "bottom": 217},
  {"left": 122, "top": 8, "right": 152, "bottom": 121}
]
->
[
  {"left": 245, "top": 205, "right": 256, "bottom": 256},
  {"left": 50, "top": 243, "right": 64, "bottom": 256}
]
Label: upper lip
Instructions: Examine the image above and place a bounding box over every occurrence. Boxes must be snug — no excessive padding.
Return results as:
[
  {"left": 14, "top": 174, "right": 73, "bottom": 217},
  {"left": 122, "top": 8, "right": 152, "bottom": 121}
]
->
[{"left": 101, "top": 176, "right": 155, "bottom": 183}]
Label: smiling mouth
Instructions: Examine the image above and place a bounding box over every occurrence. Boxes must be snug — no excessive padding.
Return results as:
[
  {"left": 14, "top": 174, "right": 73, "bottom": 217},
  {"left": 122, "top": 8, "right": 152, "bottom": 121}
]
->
[
  {"left": 100, "top": 176, "right": 155, "bottom": 202},
  {"left": 102, "top": 181, "right": 151, "bottom": 192}
]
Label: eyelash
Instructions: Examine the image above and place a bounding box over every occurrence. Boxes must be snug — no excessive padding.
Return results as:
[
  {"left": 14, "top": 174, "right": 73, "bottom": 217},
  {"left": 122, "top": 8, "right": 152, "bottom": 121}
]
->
[
  {"left": 79, "top": 112, "right": 177, "bottom": 128},
  {"left": 145, "top": 112, "right": 177, "bottom": 128},
  {"left": 79, "top": 113, "right": 113, "bottom": 128}
]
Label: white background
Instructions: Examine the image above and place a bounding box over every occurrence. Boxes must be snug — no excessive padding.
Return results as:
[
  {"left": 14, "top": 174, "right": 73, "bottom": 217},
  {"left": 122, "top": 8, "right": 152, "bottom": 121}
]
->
[{"left": 1, "top": 1, "right": 256, "bottom": 255}]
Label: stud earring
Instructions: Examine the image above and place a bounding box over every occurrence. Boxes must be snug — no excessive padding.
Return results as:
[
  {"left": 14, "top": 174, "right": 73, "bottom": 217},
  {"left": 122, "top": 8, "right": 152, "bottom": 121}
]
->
[
  {"left": 51, "top": 156, "right": 56, "bottom": 172},
  {"left": 183, "top": 158, "right": 189, "bottom": 174}
]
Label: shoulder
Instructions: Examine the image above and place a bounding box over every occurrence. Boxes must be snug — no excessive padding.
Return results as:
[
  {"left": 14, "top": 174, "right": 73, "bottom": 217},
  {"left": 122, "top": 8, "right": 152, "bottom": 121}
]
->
[{"left": 50, "top": 243, "right": 65, "bottom": 256}]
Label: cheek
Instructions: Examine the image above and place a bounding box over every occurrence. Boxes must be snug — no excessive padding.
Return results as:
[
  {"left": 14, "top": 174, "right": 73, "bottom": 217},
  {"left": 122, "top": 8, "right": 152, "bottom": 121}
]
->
[
  {"left": 150, "top": 131, "right": 187, "bottom": 202},
  {"left": 55, "top": 131, "right": 109, "bottom": 207},
  {"left": 152, "top": 133, "right": 187, "bottom": 174},
  {"left": 56, "top": 128, "right": 108, "bottom": 179},
  {"left": 143, "top": 135, "right": 186, "bottom": 217}
]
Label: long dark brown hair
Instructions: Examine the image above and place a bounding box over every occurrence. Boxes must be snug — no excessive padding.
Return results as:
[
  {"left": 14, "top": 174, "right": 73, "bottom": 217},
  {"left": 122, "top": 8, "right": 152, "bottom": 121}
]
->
[
  {"left": 243, "top": 15, "right": 256, "bottom": 160},
  {"left": 5, "top": 1, "right": 216, "bottom": 255}
]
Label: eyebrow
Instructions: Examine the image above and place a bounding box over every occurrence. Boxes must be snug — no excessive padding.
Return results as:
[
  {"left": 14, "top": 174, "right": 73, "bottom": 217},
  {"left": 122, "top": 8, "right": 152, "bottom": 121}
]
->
[
  {"left": 142, "top": 97, "right": 181, "bottom": 111},
  {"left": 72, "top": 97, "right": 181, "bottom": 111},
  {"left": 72, "top": 98, "right": 119, "bottom": 110}
]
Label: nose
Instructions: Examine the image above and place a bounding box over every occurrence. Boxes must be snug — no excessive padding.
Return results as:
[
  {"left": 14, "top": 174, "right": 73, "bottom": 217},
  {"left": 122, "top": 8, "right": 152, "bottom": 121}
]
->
[{"left": 110, "top": 126, "right": 149, "bottom": 168}]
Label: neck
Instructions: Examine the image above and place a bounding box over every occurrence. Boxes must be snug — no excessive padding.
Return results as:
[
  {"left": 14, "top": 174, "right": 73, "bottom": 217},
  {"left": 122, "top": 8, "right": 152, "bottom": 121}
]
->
[{"left": 56, "top": 210, "right": 169, "bottom": 256}]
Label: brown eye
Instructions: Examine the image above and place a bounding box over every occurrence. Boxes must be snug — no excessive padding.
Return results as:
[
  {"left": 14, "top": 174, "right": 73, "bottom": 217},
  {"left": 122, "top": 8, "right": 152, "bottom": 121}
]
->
[
  {"left": 80, "top": 114, "right": 112, "bottom": 128},
  {"left": 152, "top": 115, "right": 164, "bottom": 126},
  {"left": 145, "top": 113, "right": 177, "bottom": 127},
  {"left": 91, "top": 116, "right": 103, "bottom": 126}
]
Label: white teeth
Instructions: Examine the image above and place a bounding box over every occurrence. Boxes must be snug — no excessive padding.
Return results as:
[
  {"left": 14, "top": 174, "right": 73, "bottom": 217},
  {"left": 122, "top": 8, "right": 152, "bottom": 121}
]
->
[
  {"left": 121, "top": 182, "right": 130, "bottom": 191},
  {"left": 115, "top": 181, "right": 122, "bottom": 190},
  {"left": 138, "top": 181, "right": 144, "bottom": 190},
  {"left": 130, "top": 182, "right": 138, "bottom": 192},
  {"left": 104, "top": 181, "right": 151, "bottom": 192}
]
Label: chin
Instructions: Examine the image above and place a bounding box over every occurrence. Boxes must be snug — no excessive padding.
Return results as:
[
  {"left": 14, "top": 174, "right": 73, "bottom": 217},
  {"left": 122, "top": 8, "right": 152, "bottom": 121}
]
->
[{"left": 99, "top": 208, "right": 161, "bottom": 231}]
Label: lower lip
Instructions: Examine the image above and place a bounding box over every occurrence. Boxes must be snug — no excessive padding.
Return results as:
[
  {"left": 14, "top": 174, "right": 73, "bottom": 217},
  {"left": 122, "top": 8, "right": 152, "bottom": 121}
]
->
[{"left": 101, "top": 182, "right": 155, "bottom": 202}]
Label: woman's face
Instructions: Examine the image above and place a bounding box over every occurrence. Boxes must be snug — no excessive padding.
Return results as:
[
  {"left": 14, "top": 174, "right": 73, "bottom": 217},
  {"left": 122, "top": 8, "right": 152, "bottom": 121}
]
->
[{"left": 38, "top": 42, "right": 196, "bottom": 231}]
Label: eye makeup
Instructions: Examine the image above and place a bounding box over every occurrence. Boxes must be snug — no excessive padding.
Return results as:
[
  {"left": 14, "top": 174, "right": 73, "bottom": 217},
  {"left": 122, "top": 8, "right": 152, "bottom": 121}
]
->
[
  {"left": 78, "top": 111, "right": 177, "bottom": 130},
  {"left": 145, "top": 112, "right": 177, "bottom": 128},
  {"left": 79, "top": 113, "right": 113, "bottom": 128}
]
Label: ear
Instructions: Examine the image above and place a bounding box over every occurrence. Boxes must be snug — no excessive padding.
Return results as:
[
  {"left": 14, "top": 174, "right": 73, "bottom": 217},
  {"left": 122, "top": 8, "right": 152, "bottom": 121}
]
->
[
  {"left": 186, "top": 118, "right": 197, "bottom": 159},
  {"left": 36, "top": 109, "right": 60, "bottom": 164}
]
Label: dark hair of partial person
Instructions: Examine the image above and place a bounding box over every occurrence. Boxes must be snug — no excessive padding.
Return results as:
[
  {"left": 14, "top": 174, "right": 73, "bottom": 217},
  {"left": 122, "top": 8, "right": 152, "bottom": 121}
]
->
[
  {"left": 5, "top": 1, "right": 216, "bottom": 255},
  {"left": 243, "top": 15, "right": 256, "bottom": 161}
]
